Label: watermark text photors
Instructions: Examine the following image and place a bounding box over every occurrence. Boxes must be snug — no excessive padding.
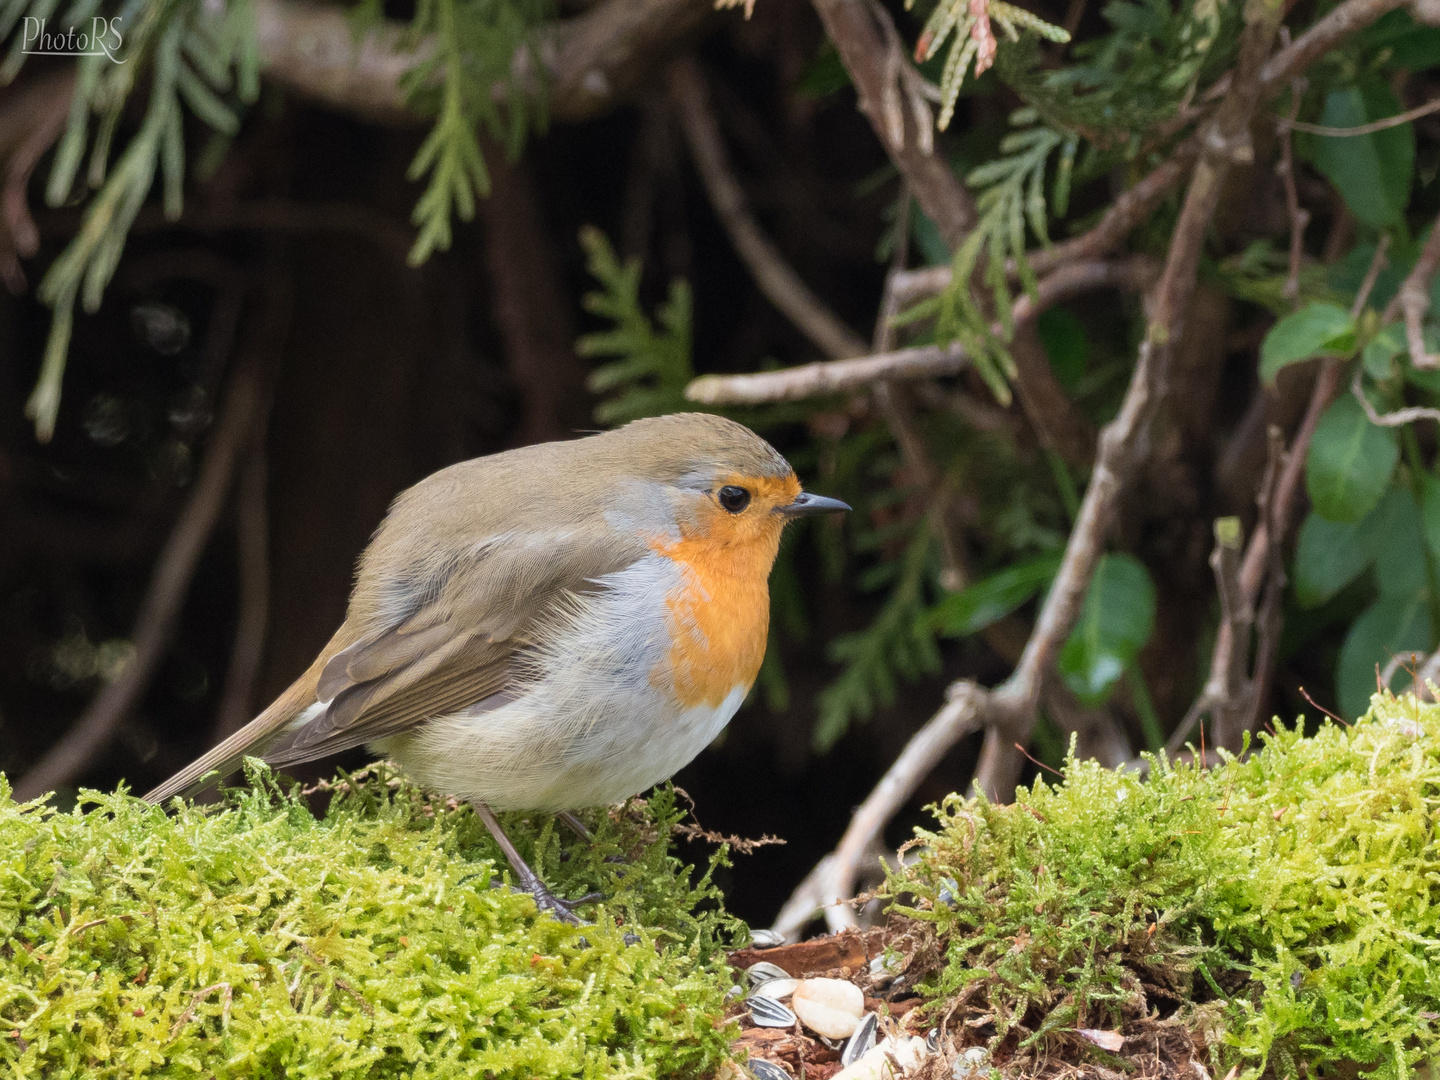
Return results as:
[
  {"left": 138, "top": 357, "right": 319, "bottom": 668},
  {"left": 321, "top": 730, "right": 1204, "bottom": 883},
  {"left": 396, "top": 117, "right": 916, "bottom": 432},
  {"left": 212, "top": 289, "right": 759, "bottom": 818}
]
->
[{"left": 21, "top": 17, "right": 125, "bottom": 60}]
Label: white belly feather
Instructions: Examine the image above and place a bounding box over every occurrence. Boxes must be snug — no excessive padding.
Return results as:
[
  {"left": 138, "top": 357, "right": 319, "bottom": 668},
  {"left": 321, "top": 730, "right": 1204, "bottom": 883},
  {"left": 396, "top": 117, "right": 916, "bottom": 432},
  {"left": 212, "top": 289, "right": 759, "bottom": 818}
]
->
[{"left": 376, "top": 553, "right": 748, "bottom": 811}]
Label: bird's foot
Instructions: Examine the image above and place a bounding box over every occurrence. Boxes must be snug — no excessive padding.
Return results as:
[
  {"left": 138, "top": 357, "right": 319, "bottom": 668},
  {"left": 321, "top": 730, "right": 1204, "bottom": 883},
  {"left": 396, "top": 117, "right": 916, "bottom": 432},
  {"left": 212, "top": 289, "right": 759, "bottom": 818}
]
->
[
  {"left": 528, "top": 884, "right": 605, "bottom": 926},
  {"left": 490, "top": 874, "right": 604, "bottom": 925}
]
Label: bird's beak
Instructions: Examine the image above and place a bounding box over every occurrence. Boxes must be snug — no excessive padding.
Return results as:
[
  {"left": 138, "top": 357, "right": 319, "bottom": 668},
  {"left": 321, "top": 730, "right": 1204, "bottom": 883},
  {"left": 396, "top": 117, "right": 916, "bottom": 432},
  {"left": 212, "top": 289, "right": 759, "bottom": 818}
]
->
[{"left": 777, "top": 490, "right": 851, "bottom": 517}]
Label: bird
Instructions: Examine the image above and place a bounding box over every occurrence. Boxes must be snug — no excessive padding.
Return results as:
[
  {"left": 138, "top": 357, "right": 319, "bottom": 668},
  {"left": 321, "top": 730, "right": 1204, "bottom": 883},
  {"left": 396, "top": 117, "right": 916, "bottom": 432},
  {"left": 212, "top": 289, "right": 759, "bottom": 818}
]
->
[{"left": 144, "top": 413, "right": 848, "bottom": 922}]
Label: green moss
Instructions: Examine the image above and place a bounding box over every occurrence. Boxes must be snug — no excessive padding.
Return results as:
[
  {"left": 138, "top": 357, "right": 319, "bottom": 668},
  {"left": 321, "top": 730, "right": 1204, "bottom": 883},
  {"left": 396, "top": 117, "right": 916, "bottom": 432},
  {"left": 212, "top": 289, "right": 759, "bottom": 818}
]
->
[
  {"left": 0, "top": 766, "right": 743, "bottom": 1078},
  {"left": 893, "top": 693, "right": 1440, "bottom": 1080}
]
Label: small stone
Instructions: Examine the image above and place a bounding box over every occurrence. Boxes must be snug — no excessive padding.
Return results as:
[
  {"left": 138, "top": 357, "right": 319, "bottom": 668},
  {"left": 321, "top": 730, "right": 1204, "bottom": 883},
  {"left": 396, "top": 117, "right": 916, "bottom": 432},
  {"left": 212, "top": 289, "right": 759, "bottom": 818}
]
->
[
  {"left": 952, "top": 1047, "right": 989, "bottom": 1080},
  {"left": 791, "top": 977, "right": 865, "bottom": 1039},
  {"left": 832, "top": 1036, "right": 929, "bottom": 1080},
  {"left": 750, "top": 978, "right": 798, "bottom": 1001}
]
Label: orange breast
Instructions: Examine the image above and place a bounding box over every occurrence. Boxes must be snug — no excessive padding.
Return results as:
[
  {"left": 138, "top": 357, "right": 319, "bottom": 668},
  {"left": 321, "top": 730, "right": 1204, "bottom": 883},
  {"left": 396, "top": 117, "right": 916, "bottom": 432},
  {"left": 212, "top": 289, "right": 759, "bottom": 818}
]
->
[{"left": 650, "top": 528, "right": 779, "bottom": 710}]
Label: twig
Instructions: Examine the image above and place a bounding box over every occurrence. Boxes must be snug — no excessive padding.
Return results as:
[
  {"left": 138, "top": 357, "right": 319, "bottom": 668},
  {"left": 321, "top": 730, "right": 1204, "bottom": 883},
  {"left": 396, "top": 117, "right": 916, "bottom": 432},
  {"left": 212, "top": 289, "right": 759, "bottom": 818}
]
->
[
  {"left": 666, "top": 56, "right": 865, "bottom": 361},
  {"left": 1277, "top": 63, "right": 1310, "bottom": 305},
  {"left": 1261, "top": 0, "right": 1409, "bottom": 89},
  {"left": 772, "top": 0, "right": 1286, "bottom": 936},
  {"left": 14, "top": 261, "right": 293, "bottom": 802},
  {"left": 1381, "top": 208, "right": 1440, "bottom": 369},
  {"left": 1175, "top": 354, "right": 1345, "bottom": 754},
  {"left": 1352, "top": 364, "right": 1440, "bottom": 425},
  {"left": 809, "top": 0, "right": 977, "bottom": 249},
  {"left": 168, "top": 983, "right": 233, "bottom": 1039},
  {"left": 1277, "top": 95, "right": 1440, "bottom": 135},
  {"left": 888, "top": 147, "right": 1199, "bottom": 304},
  {"left": 253, "top": 0, "right": 714, "bottom": 126},
  {"left": 1351, "top": 232, "right": 1391, "bottom": 317},
  {"left": 687, "top": 257, "right": 1156, "bottom": 404}
]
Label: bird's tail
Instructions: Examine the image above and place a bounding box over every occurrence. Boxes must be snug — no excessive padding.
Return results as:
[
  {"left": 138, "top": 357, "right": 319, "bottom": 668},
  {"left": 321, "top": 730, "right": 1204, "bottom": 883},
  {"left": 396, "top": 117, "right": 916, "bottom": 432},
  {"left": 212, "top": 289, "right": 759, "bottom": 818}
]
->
[{"left": 143, "top": 659, "right": 324, "bottom": 804}]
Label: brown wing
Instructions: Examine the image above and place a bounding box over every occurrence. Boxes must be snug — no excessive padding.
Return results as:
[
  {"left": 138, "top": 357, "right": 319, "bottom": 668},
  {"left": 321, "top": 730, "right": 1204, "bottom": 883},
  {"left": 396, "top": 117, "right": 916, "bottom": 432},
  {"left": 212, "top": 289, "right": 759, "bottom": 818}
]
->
[{"left": 145, "top": 513, "right": 647, "bottom": 803}]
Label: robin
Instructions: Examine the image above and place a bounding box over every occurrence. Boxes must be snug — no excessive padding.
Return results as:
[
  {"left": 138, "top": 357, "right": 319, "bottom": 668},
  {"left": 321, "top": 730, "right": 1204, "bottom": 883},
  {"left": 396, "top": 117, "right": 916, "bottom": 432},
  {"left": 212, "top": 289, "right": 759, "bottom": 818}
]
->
[{"left": 145, "top": 413, "right": 848, "bottom": 922}]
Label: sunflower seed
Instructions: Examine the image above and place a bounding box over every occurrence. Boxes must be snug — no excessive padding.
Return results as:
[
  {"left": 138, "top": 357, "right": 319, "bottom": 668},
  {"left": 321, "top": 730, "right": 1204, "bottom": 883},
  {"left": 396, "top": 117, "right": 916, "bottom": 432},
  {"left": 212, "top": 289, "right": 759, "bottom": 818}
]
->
[
  {"left": 746, "top": 961, "right": 792, "bottom": 984},
  {"left": 749, "top": 928, "right": 785, "bottom": 949},
  {"left": 748, "top": 996, "right": 798, "bottom": 1028},
  {"left": 726, "top": 985, "right": 745, "bottom": 1000},
  {"left": 937, "top": 876, "right": 960, "bottom": 909},
  {"left": 748, "top": 1060, "right": 793, "bottom": 1080},
  {"left": 750, "top": 978, "right": 798, "bottom": 1001},
  {"left": 926, "top": 1027, "right": 941, "bottom": 1053},
  {"left": 842, "top": 1013, "right": 878, "bottom": 1066}
]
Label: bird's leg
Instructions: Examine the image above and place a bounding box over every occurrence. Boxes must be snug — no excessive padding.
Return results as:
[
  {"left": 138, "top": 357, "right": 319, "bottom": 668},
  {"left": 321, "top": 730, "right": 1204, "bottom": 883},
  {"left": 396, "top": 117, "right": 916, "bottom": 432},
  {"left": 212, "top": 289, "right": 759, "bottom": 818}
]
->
[
  {"left": 471, "top": 802, "right": 601, "bottom": 926},
  {"left": 556, "top": 810, "right": 593, "bottom": 842}
]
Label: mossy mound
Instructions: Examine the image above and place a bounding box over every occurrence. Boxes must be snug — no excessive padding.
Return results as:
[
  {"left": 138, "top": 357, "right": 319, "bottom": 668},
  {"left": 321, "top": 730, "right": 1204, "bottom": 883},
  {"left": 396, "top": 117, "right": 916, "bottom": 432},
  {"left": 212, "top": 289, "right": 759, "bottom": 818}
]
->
[
  {"left": 0, "top": 768, "right": 742, "bottom": 1079},
  {"left": 892, "top": 694, "right": 1440, "bottom": 1080}
]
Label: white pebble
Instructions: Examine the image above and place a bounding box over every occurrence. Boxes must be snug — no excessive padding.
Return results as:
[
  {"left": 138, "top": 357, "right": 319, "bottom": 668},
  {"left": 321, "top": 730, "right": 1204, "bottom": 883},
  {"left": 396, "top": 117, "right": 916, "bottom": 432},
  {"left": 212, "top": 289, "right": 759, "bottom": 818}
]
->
[
  {"left": 791, "top": 978, "right": 865, "bottom": 1039},
  {"left": 832, "top": 1036, "right": 929, "bottom": 1080}
]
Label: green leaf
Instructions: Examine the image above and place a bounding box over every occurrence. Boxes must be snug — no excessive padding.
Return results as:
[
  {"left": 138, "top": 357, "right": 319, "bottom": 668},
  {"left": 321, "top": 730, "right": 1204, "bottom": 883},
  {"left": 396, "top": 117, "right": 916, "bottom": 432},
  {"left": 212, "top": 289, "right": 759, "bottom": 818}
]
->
[
  {"left": 1305, "top": 394, "right": 1399, "bottom": 523},
  {"left": 1362, "top": 323, "right": 1406, "bottom": 380},
  {"left": 1259, "top": 303, "right": 1355, "bottom": 383},
  {"left": 1058, "top": 553, "right": 1156, "bottom": 705},
  {"left": 1418, "top": 471, "right": 1440, "bottom": 560},
  {"left": 1302, "top": 81, "right": 1416, "bottom": 229},
  {"left": 1293, "top": 509, "right": 1380, "bottom": 608},
  {"left": 1371, "top": 485, "right": 1429, "bottom": 597},
  {"left": 931, "top": 553, "right": 1063, "bottom": 637},
  {"left": 1337, "top": 592, "right": 1433, "bottom": 718}
]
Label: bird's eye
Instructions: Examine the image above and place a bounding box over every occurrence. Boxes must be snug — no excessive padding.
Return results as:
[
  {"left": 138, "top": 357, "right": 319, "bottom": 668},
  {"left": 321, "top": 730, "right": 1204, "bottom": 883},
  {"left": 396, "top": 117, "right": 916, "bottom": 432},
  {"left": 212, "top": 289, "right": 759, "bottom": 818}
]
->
[{"left": 718, "top": 485, "right": 751, "bottom": 513}]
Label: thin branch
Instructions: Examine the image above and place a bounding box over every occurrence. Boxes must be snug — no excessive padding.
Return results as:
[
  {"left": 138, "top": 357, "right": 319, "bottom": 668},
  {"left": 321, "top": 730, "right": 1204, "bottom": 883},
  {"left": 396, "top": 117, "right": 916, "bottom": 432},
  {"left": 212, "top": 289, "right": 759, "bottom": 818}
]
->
[
  {"left": 14, "top": 261, "right": 292, "bottom": 802},
  {"left": 666, "top": 56, "right": 866, "bottom": 361},
  {"left": 1277, "top": 94, "right": 1440, "bottom": 135},
  {"left": 1351, "top": 232, "right": 1391, "bottom": 317},
  {"left": 1352, "top": 364, "right": 1440, "bottom": 425},
  {"left": 1278, "top": 68, "right": 1310, "bottom": 305},
  {"left": 1175, "top": 358, "right": 1344, "bottom": 753},
  {"left": 687, "top": 257, "right": 1156, "bottom": 404},
  {"left": 809, "top": 0, "right": 977, "bottom": 249},
  {"left": 1381, "top": 208, "right": 1440, "bottom": 369},
  {"left": 1260, "top": 0, "right": 1411, "bottom": 90}
]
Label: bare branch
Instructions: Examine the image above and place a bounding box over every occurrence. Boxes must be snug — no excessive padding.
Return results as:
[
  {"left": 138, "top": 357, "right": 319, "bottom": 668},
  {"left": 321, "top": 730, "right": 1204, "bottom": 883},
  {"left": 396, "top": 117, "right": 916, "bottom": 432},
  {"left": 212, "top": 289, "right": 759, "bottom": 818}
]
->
[
  {"left": 687, "top": 257, "right": 1156, "bottom": 404},
  {"left": 1353, "top": 364, "right": 1440, "bottom": 425},
  {"left": 667, "top": 56, "right": 866, "bottom": 361},
  {"left": 1277, "top": 94, "right": 1440, "bottom": 135},
  {"left": 808, "top": 0, "right": 977, "bottom": 249},
  {"left": 1176, "top": 357, "right": 1344, "bottom": 753},
  {"left": 1382, "top": 209, "right": 1440, "bottom": 369},
  {"left": 253, "top": 0, "right": 714, "bottom": 126},
  {"left": 1277, "top": 60, "right": 1310, "bottom": 306},
  {"left": 1260, "top": 0, "right": 1410, "bottom": 90}
]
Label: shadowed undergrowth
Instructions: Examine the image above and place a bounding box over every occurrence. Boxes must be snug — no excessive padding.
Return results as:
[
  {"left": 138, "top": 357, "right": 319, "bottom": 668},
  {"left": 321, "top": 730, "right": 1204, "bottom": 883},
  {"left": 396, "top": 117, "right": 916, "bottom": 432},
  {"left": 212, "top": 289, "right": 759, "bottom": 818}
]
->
[
  {"left": 0, "top": 770, "right": 742, "bottom": 1079},
  {"left": 890, "top": 693, "right": 1440, "bottom": 1080}
]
